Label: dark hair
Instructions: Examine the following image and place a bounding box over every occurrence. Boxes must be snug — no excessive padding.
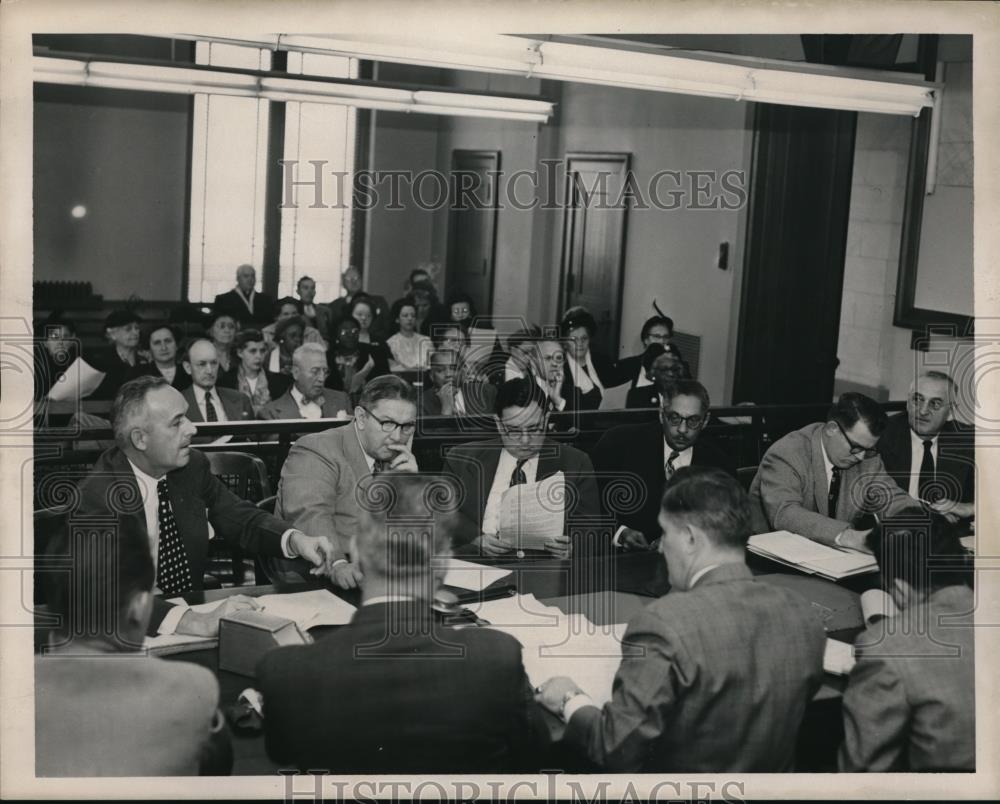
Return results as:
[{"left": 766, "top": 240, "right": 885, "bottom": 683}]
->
[
  {"left": 336, "top": 316, "right": 361, "bottom": 333},
  {"left": 408, "top": 268, "right": 431, "bottom": 285},
  {"left": 358, "top": 374, "right": 417, "bottom": 408},
  {"left": 828, "top": 392, "right": 888, "bottom": 437},
  {"left": 866, "top": 510, "right": 973, "bottom": 594},
  {"left": 141, "top": 323, "right": 181, "bottom": 351},
  {"left": 661, "top": 378, "right": 710, "bottom": 410},
  {"left": 234, "top": 328, "right": 267, "bottom": 351},
  {"left": 111, "top": 374, "right": 170, "bottom": 449},
  {"left": 410, "top": 279, "right": 437, "bottom": 300},
  {"left": 429, "top": 347, "right": 459, "bottom": 365},
  {"left": 446, "top": 291, "right": 477, "bottom": 319},
  {"left": 641, "top": 342, "right": 667, "bottom": 372},
  {"left": 274, "top": 296, "right": 304, "bottom": 318},
  {"left": 560, "top": 306, "right": 597, "bottom": 338},
  {"left": 42, "top": 309, "right": 77, "bottom": 336},
  {"left": 205, "top": 308, "right": 238, "bottom": 329},
  {"left": 640, "top": 315, "right": 674, "bottom": 341},
  {"left": 274, "top": 314, "right": 307, "bottom": 341},
  {"left": 494, "top": 377, "right": 548, "bottom": 417},
  {"left": 349, "top": 293, "right": 375, "bottom": 316},
  {"left": 296, "top": 275, "right": 314, "bottom": 289},
  {"left": 392, "top": 295, "right": 418, "bottom": 321},
  {"left": 661, "top": 466, "right": 751, "bottom": 549},
  {"left": 430, "top": 322, "right": 469, "bottom": 348}
]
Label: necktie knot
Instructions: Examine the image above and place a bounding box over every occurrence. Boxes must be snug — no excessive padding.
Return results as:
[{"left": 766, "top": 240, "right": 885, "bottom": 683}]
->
[
  {"left": 372, "top": 459, "right": 388, "bottom": 474},
  {"left": 665, "top": 450, "right": 681, "bottom": 478},
  {"left": 510, "top": 459, "right": 528, "bottom": 487},
  {"left": 923, "top": 439, "right": 934, "bottom": 452}
]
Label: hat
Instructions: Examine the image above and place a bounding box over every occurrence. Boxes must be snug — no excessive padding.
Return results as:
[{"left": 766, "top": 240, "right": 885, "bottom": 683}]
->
[
  {"left": 104, "top": 309, "right": 142, "bottom": 329},
  {"left": 274, "top": 315, "right": 307, "bottom": 340}
]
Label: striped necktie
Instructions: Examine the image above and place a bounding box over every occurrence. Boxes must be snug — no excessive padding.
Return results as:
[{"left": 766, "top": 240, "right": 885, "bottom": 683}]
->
[{"left": 665, "top": 450, "right": 680, "bottom": 479}]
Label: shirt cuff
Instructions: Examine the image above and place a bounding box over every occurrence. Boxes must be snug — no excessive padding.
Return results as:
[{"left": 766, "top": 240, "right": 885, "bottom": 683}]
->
[
  {"left": 554, "top": 397, "right": 566, "bottom": 411},
  {"left": 280, "top": 529, "right": 298, "bottom": 559},
  {"left": 331, "top": 558, "right": 348, "bottom": 568},
  {"left": 612, "top": 525, "right": 627, "bottom": 547},
  {"left": 562, "top": 693, "right": 598, "bottom": 724},
  {"left": 156, "top": 603, "right": 190, "bottom": 636}
]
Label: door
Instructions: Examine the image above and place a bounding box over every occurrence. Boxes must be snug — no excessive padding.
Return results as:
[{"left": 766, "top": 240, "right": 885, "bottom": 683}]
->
[
  {"left": 446, "top": 150, "right": 500, "bottom": 317},
  {"left": 559, "top": 153, "right": 631, "bottom": 355}
]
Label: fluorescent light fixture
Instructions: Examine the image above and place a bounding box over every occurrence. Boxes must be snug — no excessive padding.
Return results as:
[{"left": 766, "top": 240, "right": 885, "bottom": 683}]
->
[
  {"left": 32, "top": 55, "right": 554, "bottom": 122},
  {"left": 184, "top": 32, "right": 935, "bottom": 116}
]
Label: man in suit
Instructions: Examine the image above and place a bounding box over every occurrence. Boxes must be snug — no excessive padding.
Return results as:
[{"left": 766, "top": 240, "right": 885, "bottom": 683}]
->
[
  {"left": 258, "top": 473, "right": 544, "bottom": 773},
  {"left": 839, "top": 513, "right": 975, "bottom": 771},
  {"left": 592, "top": 379, "right": 736, "bottom": 550},
  {"left": 748, "top": 392, "right": 919, "bottom": 550},
  {"left": 877, "top": 370, "right": 975, "bottom": 522},
  {"left": 418, "top": 347, "right": 497, "bottom": 417},
  {"left": 537, "top": 467, "right": 825, "bottom": 772},
  {"left": 295, "top": 275, "right": 334, "bottom": 343},
  {"left": 327, "top": 265, "right": 390, "bottom": 335},
  {"left": 212, "top": 264, "right": 274, "bottom": 326},
  {"left": 74, "top": 375, "right": 336, "bottom": 637},
  {"left": 181, "top": 339, "right": 255, "bottom": 444},
  {"left": 36, "top": 515, "right": 230, "bottom": 776},
  {"left": 276, "top": 375, "right": 420, "bottom": 590},
  {"left": 259, "top": 343, "right": 350, "bottom": 421},
  {"left": 441, "top": 377, "right": 600, "bottom": 558}
]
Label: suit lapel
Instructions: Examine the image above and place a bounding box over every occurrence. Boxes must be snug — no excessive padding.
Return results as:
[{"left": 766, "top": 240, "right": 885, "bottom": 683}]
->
[
  {"left": 182, "top": 387, "right": 203, "bottom": 423},
  {"left": 809, "top": 425, "right": 831, "bottom": 514},
  {"left": 342, "top": 423, "right": 374, "bottom": 480}
]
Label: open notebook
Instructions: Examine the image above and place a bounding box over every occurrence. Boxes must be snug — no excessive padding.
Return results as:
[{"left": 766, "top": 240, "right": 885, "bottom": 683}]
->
[{"left": 748, "top": 531, "right": 878, "bottom": 581}]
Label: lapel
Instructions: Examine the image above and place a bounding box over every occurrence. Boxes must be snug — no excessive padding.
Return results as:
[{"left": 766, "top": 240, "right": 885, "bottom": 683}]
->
[
  {"left": 165, "top": 458, "right": 203, "bottom": 561},
  {"left": 181, "top": 386, "right": 203, "bottom": 423},
  {"left": 472, "top": 441, "right": 504, "bottom": 522},
  {"left": 536, "top": 438, "right": 569, "bottom": 482},
  {"left": 808, "top": 424, "right": 832, "bottom": 514},
  {"left": 218, "top": 388, "right": 247, "bottom": 420},
  {"left": 341, "top": 421, "right": 375, "bottom": 481},
  {"left": 274, "top": 391, "right": 299, "bottom": 418}
]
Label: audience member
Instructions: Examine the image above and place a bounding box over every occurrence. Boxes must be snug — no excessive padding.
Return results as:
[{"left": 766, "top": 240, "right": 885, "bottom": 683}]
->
[
  {"left": 276, "top": 375, "right": 419, "bottom": 589},
  {"left": 132, "top": 325, "right": 190, "bottom": 391},
  {"left": 431, "top": 321, "right": 469, "bottom": 355},
  {"left": 560, "top": 306, "right": 629, "bottom": 409},
  {"left": 36, "top": 516, "right": 231, "bottom": 776},
  {"left": 592, "top": 379, "right": 736, "bottom": 550},
  {"left": 74, "top": 375, "right": 336, "bottom": 636},
  {"left": 535, "top": 467, "right": 826, "bottom": 772},
  {"left": 404, "top": 265, "right": 433, "bottom": 294},
  {"left": 260, "top": 343, "right": 350, "bottom": 421},
  {"left": 877, "top": 370, "right": 974, "bottom": 522},
  {"left": 616, "top": 315, "right": 676, "bottom": 390},
  {"left": 348, "top": 294, "right": 389, "bottom": 345},
  {"left": 387, "top": 296, "right": 432, "bottom": 372},
  {"left": 504, "top": 327, "right": 579, "bottom": 412},
  {"left": 91, "top": 309, "right": 147, "bottom": 400},
  {"left": 325, "top": 315, "right": 389, "bottom": 396},
  {"left": 295, "top": 275, "right": 334, "bottom": 343},
  {"left": 212, "top": 263, "right": 273, "bottom": 326},
  {"left": 328, "top": 265, "right": 389, "bottom": 335},
  {"left": 205, "top": 309, "right": 238, "bottom": 375},
  {"left": 268, "top": 314, "right": 306, "bottom": 375},
  {"left": 219, "top": 328, "right": 291, "bottom": 415},
  {"left": 410, "top": 279, "right": 448, "bottom": 336},
  {"left": 257, "top": 472, "right": 544, "bottom": 773},
  {"left": 625, "top": 344, "right": 689, "bottom": 408},
  {"left": 34, "top": 310, "right": 80, "bottom": 400},
  {"left": 419, "top": 347, "right": 496, "bottom": 417},
  {"left": 446, "top": 291, "right": 477, "bottom": 328},
  {"left": 839, "top": 512, "right": 974, "bottom": 771},
  {"left": 262, "top": 297, "right": 325, "bottom": 350},
  {"left": 442, "top": 378, "right": 599, "bottom": 558},
  {"left": 748, "top": 392, "right": 918, "bottom": 550},
  {"left": 181, "top": 339, "right": 254, "bottom": 445}
]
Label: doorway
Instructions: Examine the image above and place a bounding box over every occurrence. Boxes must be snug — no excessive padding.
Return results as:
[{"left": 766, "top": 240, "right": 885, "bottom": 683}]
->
[{"left": 446, "top": 150, "right": 500, "bottom": 318}]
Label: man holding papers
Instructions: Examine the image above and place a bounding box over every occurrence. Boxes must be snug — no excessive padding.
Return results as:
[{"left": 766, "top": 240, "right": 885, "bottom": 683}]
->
[
  {"left": 748, "top": 393, "right": 917, "bottom": 551},
  {"left": 535, "top": 467, "right": 825, "bottom": 771},
  {"left": 442, "top": 377, "right": 600, "bottom": 558}
]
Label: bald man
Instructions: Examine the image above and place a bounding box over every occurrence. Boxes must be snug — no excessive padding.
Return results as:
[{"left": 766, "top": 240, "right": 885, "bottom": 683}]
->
[{"left": 213, "top": 264, "right": 274, "bottom": 326}]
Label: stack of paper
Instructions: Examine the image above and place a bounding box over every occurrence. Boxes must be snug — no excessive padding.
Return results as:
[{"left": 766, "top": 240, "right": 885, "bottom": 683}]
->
[
  {"left": 499, "top": 472, "right": 565, "bottom": 550},
  {"left": 439, "top": 558, "right": 512, "bottom": 592},
  {"left": 748, "top": 531, "right": 878, "bottom": 581}
]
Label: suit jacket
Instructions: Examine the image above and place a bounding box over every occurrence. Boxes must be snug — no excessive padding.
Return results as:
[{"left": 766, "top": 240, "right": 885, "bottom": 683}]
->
[
  {"left": 217, "top": 365, "right": 292, "bottom": 402},
  {"left": 441, "top": 438, "right": 601, "bottom": 549},
  {"left": 257, "top": 600, "right": 544, "bottom": 773},
  {"left": 75, "top": 447, "right": 288, "bottom": 632},
  {"left": 565, "top": 563, "right": 826, "bottom": 772},
  {"left": 258, "top": 388, "right": 351, "bottom": 420},
  {"left": 839, "top": 584, "right": 975, "bottom": 771},
  {"left": 624, "top": 384, "right": 660, "bottom": 409},
  {"left": 212, "top": 288, "right": 274, "bottom": 326},
  {"left": 181, "top": 386, "right": 256, "bottom": 444},
  {"left": 35, "top": 654, "right": 225, "bottom": 776},
  {"left": 130, "top": 361, "right": 192, "bottom": 392},
  {"left": 590, "top": 421, "right": 737, "bottom": 541},
  {"left": 275, "top": 421, "right": 371, "bottom": 562},
  {"left": 877, "top": 413, "right": 974, "bottom": 503},
  {"left": 748, "top": 422, "right": 918, "bottom": 545},
  {"left": 418, "top": 381, "right": 497, "bottom": 417},
  {"left": 302, "top": 302, "right": 335, "bottom": 342}
]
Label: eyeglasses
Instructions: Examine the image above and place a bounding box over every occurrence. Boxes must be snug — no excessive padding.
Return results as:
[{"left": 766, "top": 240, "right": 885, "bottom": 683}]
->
[
  {"left": 833, "top": 420, "right": 878, "bottom": 458},
  {"left": 361, "top": 406, "right": 417, "bottom": 436},
  {"left": 645, "top": 332, "right": 672, "bottom": 343},
  {"left": 908, "top": 393, "right": 947, "bottom": 412},
  {"left": 662, "top": 412, "right": 705, "bottom": 430},
  {"left": 498, "top": 422, "right": 546, "bottom": 437}
]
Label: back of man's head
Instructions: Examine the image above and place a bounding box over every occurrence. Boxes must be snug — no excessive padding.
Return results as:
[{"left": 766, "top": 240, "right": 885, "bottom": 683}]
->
[
  {"left": 661, "top": 466, "right": 751, "bottom": 550},
  {"left": 828, "top": 392, "right": 888, "bottom": 437}
]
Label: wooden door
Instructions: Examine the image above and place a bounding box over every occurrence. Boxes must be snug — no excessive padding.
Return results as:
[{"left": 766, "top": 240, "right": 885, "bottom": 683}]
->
[
  {"left": 446, "top": 150, "right": 500, "bottom": 317},
  {"left": 559, "top": 153, "right": 631, "bottom": 355}
]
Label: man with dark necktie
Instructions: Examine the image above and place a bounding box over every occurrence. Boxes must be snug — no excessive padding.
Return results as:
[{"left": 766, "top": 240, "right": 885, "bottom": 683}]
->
[
  {"left": 212, "top": 264, "right": 274, "bottom": 326},
  {"left": 180, "top": 339, "right": 255, "bottom": 444}
]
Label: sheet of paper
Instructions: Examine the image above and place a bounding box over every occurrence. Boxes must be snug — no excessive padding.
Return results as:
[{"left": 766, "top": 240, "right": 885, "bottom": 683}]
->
[
  {"left": 860, "top": 588, "right": 899, "bottom": 622},
  {"left": 749, "top": 531, "right": 877, "bottom": 579},
  {"left": 498, "top": 471, "right": 565, "bottom": 551},
  {"left": 471, "top": 593, "right": 562, "bottom": 627},
  {"left": 256, "top": 589, "right": 357, "bottom": 629},
  {"left": 46, "top": 356, "right": 105, "bottom": 401},
  {"left": 440, "top": 558, "right": 512, "bottom": 591},
  {"left": 823, "top": 638, "right": 856, "bottom": 676},
  {"left": 143, "top": 632, "right": 218, "bottom": 655}
]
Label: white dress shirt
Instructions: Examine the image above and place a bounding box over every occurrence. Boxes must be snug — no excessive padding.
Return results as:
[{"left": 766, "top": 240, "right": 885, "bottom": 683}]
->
[
  {"left": 192, "top": 385, "right": 232, "bottom": 445},
  {"left": 566, "top": 351, "right": 605, "bottom": 396},
  {"left": 908, "top": 428, "right": 939, "bottom": 500},
  {"left": 482, "top": 450, "right": 539, "bottom": 537},
  {"left": 290, "top": 387, "right": 323, "bottom": 419},
  {"left": 613, "top": 438, "right": 692, "bottom": 545},
  {"left": 453, "top": 388, "right": 467, "bottom": 416}
]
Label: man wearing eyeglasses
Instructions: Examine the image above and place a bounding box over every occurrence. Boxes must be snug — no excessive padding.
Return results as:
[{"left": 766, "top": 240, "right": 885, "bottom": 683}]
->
[
  {"left": 276, "top": 375, "right": 420, "bottom": 589},
  {"left": 877, "top": 371, "right": 974, "bottom": 524},
  {"left": 748, "top": 392, "right": 918, "bottom": 552},
  {"left": 442, "top": 377, "right": 600, "bottom": 558},
  {"left": 592, "top": 379, "right": 736, "bottom": 551}
]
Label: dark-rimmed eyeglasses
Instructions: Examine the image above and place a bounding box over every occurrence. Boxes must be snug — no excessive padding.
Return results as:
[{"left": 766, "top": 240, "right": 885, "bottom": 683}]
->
[
  {"left": 833, "top": 419, "right": 878, "bottom": 458},
  {"left": 361, "top": 406, "right": 417, "bottom": 436},
  {"left": 662, "top": 412, "right": 705, "bottom": 430}
]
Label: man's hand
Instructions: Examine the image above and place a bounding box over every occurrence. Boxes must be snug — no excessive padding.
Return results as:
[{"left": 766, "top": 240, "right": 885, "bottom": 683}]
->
[
  {"left": 617, "top": 527, "right": 650, "bottom": 551},
  {"left": 543, "top": 534, "right": 572, "bottom": 559},
  {"left": 535, "top": 676, "right": 584, "bottom": 716},
  {"left": 176, "top": 595, "right": 261, "bottom": 637},
  {"left": 437, "top": 382, "right": 456, "bottom": 415},
  {"left": 547, "top": 369, "right": 565, "bottom": 406},
  {"left": 478, "top": 533, "right": 515, "bottom": 556},
  {"left": 288, "top": 530, "right": 337, "bottom": 577},
  {"left": 929, "top": 499, "right": 974, "bottom": 522},
  {"left": 836, "top": 528, "right": 874, "bottom": 554},
  {"left": 331, "top": 561, "right": 364, "bottom": 590},
  {"left": 385, "top": 443, "right": 418, "bottom": 472}
]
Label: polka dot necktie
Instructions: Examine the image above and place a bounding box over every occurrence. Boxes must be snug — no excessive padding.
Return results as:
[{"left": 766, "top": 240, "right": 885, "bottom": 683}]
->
[{"left": 156, "top": 477, "right": 193, "bottom": 596}]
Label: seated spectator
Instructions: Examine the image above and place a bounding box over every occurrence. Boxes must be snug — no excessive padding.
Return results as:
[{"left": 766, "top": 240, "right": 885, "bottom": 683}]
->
[
  {"left": 446, "top": 291, "right": 478, "bottom": 328},
  {"left": 295, "top": 275, "right": 334, "bottom": 343},
  {"left": 132, "top": 324, "right": 191, "bottom": 391},
  {"left": 624, "top": 343, "right": 690, "bottom": 408},
  {"left": 560, "top": 306, "right": 630, "bottom": 410},
  {"left": 213, "top": 263, "right": 273, "bottom": 326},
  {"left": 409, "top": 279, "right": 448, "bottom": 336},
  {"left": 419, "top": 347, "right": 497, "bottom": 417},
  {"left": 505, "top": 328, "right": 579, "bottom": 413},
  {"left": 258, "top": 472, "right": 544, "bottom": 773},
  {"left": 181, "top": 339, "right": 255, "bottom": 444},
  {"left": 34, "top": 310, "right": 81, "bottom": 400},
  {"left": 262, "top": 297, "right": 325, "bottom": 350},
  {"left": 91, "top": 309, "right": 148, "bottom": 400},
  {"left": 442, "top": 378, "right": 599, "bottom": 558},
  {"left": 503, "top": 325, "right": 541, "bottom": 381},
  {"left": 387, "top": 296, "right": 432, "bottom": 372},
  {"left": 205, "top": 309, "right": 239, "bottom": 376},
  {"left": 326, "top": 316, "right": 390, "bottom": 397},
  {"left": 535, "top": 467, "right": 826, "bottom": 772},
  {"left": 748, "top": 392, "right": 919, "bottom": 550},
  {"left": 431, "top": 321, "right": 470, "bottom": 355},
  {"left": 839, "top": 512, "right": 974, "bottom": 771},
  {"left": 348, "top": 294, "right": 390, "bottom": 346},
  {"left": 593, "top": 378, "right": 736, "bottom": 550},
  {"left": 36, "top": 516, "right": 231, "bottom": 776},
  {"left": 328, "top": 266, "right": 390, "bottom": 337},
  {"left": 267, "top": 315, "right": 306, "bottom": 376},
  {"left": 219, "top": 328, "right": 291, "bottom": 415},
  {"left": 260, "top": 343, "right": 350, "bottom": 421},
  {"left": 617, "top": 315, "right": 688, "bottom": 391}
]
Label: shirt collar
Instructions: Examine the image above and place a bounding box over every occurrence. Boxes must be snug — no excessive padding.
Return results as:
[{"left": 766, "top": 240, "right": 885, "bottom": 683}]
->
[
  {"left": 354, "top": 421, "right": 376, "bottom": 471},
  {"left": 193, "top": 384, "right": 217, "bottom": 403},
  {"left": 291, "top": 386, "right": 320, "bottom": 407},
  {"left": 910, "top": 427, "right": 938, "bottom": 448},
  {"left": 663, "top": 437, "right": 691, "bottom": 459},
  {"left": 689, "top": 563, "right": 721, "bottom": 588},
  {"left": 820, "top": 436, "right": 834, "bottom": 477},
  {"left": 126, "top": 456, "right": 165, "bottom": 485}
]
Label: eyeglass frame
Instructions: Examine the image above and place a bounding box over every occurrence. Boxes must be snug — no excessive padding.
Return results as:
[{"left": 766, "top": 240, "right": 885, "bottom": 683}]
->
[
  {"left": 360, "top": 405, "right": 417, "bottom": 436},
  {"left": 832, "top": 419, "right": 879, "bottom": 458},
  {"left": 908, "top": 392, "right": 948, "bottom": 413},
  {"left": 660, "top": 411, "right": 707, "bottom": 430}
]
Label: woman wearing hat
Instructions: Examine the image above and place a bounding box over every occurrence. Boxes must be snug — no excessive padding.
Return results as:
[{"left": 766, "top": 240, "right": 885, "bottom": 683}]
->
[
  {"left": 268, "top": 314, "right": 306, "bottom": 376},
  {"left": 91, "top": 309, "right": 148, "bottom": 399},
  {"left": 205, "top": 309, "right": 239, "bottom": 375},
  {"left": 559, "top": 306, "right": 629, "bottom": 411}
]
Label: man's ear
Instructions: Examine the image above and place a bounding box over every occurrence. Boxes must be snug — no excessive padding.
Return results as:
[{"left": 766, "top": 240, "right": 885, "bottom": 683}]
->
[
  {"left": 130, "top": 427, "right": 147, "bottom": 452},
  {"left": 182, "top": 361, "right": 191, "bottom": 375}
]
